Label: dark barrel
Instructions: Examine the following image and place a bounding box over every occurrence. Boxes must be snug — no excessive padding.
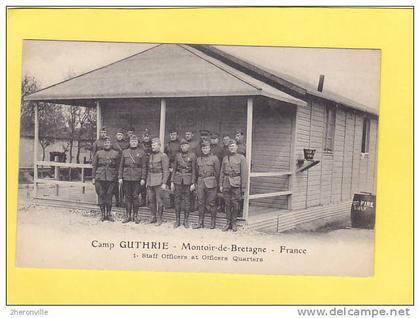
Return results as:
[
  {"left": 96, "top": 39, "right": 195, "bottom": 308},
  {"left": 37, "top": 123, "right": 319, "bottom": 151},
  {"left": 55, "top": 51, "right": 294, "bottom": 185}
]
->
[{"left": 351, "top": 192, "right": 376, "bottom": 229}]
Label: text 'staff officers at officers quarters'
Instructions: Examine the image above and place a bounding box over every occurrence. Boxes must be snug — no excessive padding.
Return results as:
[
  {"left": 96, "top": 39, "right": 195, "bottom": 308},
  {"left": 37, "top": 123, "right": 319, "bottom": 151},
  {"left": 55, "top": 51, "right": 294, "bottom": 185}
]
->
[
  {"left": 118, "top": 134, "right": 147, "bottom": 224},
  {"left": 147, "top": 138, "right": 170, "bottom": 226},
  {"left": 92, "top": 136, "right": 120, "bottom": 222},
  {"left": 194, "top": 141, "right": 220, "bottom": 230},
  {"left": 220, "top": 139, "right": 248, "bottom": 232},
  {"left": 171, "top": 138, "right": 196, "bottom": 228}
]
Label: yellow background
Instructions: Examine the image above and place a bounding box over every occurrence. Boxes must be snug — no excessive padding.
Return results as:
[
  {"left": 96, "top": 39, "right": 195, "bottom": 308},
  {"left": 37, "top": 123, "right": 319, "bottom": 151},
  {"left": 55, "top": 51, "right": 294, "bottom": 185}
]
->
[{"left": 7, "top": 8, "right": 413, "bottom": 305}]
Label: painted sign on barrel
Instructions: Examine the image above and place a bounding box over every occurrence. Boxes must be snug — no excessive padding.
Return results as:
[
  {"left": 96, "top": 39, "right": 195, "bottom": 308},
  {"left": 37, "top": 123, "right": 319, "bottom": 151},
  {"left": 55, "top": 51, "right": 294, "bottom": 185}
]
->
[{"left": 351, "top": 192, "right": 376, "bottom": 229}]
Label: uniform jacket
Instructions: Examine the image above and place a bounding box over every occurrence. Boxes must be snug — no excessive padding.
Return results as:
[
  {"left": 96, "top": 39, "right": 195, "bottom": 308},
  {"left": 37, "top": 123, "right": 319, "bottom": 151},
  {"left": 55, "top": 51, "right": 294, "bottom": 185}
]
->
[
  {"left": 210, "top": 143, "right": 224, "bottom": 161},
  {"left": 147, "top": 151, "right": 170, "bottom": 187},
  {"left": 220, "top": 153, "right": 248, "bottom": 192},
  {"left": 164, "top": 139, "right": 181, "bottom": 168},
  {"left": 196, "top": 154, "right": 220, "bottom": 189},
  {"left": 171, "top": 151, "right": 196, "bottom": 185},
  {"left": 118, "top": 147, "right": 147, "bottom": 181},
  {"left": 92, "top": 137, "right": 107, "bottom": 155},
  {"left": 92, "top": 149, "right": 120, "bottom": 181},
  {"left": 112, "top": 139, "right": 129, "bottom": 153}
]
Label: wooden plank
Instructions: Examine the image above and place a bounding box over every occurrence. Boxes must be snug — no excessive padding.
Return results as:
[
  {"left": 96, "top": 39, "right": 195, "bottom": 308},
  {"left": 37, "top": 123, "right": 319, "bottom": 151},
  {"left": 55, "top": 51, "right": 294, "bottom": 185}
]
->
[
  {"left": 249, "top": 191, "right": 292, "bottom": 200},
  {"left": 34, "top": 103, "right": 39, "bottom": 197},
  {"left": 159, "top": 99, "right": 166, "bottom": 145},
  {"left": 250, "top": 171, "right": 291, "bottom": 177},
  {"left": 243, "top": 97, "right": 253, "bottom": 220},
  {"left": 36, "top": 161, "right": 92, "bottom": 169},
  {"left": 35, "top": 179, "right": 95, "bottom": 188}
]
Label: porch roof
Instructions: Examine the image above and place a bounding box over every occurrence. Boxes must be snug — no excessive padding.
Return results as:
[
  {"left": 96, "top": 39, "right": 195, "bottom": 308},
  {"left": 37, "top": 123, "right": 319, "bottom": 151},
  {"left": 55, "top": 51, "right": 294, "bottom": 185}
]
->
[{"left": 24, "top": 44, "right": 306, "bottom": 107}]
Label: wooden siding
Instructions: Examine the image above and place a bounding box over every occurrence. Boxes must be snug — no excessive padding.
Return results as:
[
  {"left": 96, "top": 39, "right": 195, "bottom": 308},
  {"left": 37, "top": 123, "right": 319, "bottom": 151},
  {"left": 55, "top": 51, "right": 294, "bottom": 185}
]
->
[{"left": 292, "top": 100, "right": 378, "bottom": 211}]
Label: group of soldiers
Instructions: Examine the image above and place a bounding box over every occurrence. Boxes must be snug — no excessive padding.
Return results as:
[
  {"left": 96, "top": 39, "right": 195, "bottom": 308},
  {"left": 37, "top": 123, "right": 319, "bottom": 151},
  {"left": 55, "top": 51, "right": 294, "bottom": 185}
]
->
[{"left": 92, "top": 126, "right": 247, "bottom": 232}]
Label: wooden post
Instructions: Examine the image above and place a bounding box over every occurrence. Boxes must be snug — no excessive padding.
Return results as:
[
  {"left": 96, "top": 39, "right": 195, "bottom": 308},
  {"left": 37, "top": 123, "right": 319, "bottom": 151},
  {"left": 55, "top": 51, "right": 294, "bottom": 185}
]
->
[
  {"left": 81, "top": 167, "right": 85, "bottom": 194},
  {"left": 243, "top": 97, "right": 253, "bottom": 220},
  {"left": 33, "top": 103, "right": 39, "bottom": 197},
  {"left": 96, "top": 101, "right": 102, "bottom": 138},
  {"left": 288, "top": 111, "right": 297, "bottom": 210},
  {"left": 159, "top": 99, "right": 166, "bottom": 146},
  {"left": 54, "top": 155, "right": 60, "bottom": 196}
]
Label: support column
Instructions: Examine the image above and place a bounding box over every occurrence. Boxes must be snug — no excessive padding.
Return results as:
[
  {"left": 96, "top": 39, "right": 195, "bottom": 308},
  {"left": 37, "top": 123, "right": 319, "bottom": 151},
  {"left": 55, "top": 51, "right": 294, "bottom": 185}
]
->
[
  {"left": 159, "top": 99, "right": 166, "bottom": 146},
  {"left": 96, "top": 101, "right": 102, "bottom": 138},
  {"left": 243, "top": 97, "right": 253, "bottom": 220},
  {"left": 33, "top": 103, "right": 39, "bottom": 197}
]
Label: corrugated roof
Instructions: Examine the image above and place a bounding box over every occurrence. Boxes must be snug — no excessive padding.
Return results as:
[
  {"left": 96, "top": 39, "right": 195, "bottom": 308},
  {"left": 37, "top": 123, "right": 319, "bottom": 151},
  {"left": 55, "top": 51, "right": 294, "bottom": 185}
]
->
[{"left": 24, "top": 44, "right": 306, "bottom": 107}]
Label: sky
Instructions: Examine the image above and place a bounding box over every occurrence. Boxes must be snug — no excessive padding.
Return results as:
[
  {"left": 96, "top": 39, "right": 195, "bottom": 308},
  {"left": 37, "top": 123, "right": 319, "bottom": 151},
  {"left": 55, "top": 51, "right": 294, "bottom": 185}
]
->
[{"left": 22, "top": 40, "right": 381, "bottom": 111}]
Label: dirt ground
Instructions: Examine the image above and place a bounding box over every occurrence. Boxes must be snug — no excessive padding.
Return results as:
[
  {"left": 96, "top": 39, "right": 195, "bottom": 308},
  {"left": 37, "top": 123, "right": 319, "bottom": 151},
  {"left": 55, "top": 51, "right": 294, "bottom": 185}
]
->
[{"left": 14, "top": 187, "right": 375, "bottom": 276}]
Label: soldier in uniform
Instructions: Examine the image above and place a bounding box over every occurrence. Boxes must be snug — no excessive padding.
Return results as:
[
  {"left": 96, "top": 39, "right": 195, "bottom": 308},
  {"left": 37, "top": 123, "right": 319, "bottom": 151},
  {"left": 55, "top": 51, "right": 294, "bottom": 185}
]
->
[
  {"left": 184, "top": 129, "right": 199, "bottom": 155},
  {"left": 141, "top": 128, "right": 152, "bottom": 207},
  {"left": 126, "top": 127, "right": 135, "bottom": 141},
  {"left": 194, "top": 129, "right": 210, "bottom": 157},
  {"left": 221, "top": 133, "right": 231, "bottom": 159},
  {"left": 112, "top": 129, "right": 129, "bottom": 207},
  {"left": 234, "top": 129, "right": 247, "bottom": 156},
  {"left": 92, "top": 127, "right": 108, "bottom": 155},
  {"left": 118, "top": 135, "right": 147, "bottom": 224},
  {"left": 219, "top": 139, "right": 248, "bottom": 232},
  {"left": 92, "top": 136, "right": 120, "bottom": 222},
  {"left": 147, "top": 138, "right": 170, "bottom": 226},
  {"left": 170, "top": 139, "right": 196, "bottom": 228},
  {"left": 193, "top": 141, "right": 220, "bottom": 229},
  {"left": 210, "top": 132, "right": 224, "bottom": 162},
  {"left": 164, "top": 129, "right": 180, "bottom": 208}
]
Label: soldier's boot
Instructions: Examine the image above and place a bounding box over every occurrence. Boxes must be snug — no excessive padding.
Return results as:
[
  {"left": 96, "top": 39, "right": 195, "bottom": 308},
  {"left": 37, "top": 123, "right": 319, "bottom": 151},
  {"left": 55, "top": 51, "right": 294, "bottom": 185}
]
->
[
  {"left": 155, "top": 207, "right": 163, "bottom": 226},
  {"left": 222, "top": 208, "right": 231, "bottom": 232},
  {"left": 184, "top": 211, "right": 190, "bottom": 228},
  {"left": 100, "top": 205, "right": 106, "bottom": 222},
  {"left": 231, "top": 207, "right": 238, "bottom": 232},
  {"left": 210, "top": 208, "right": 217, "bottom": 229},
  {"left": 122, "top": 202, "right": 131, "bottom": 223},
  {"left": 173, "top": 209, "right": 181, "bottom": 228},
  {"left": 133, "top": 205, "right": 140, "bottom": 224},
  {"left": 193, "top": 211, "right": 205, "bottom": 229},
  {"left": 107, "top": 204, "right": 115, "bottom": 222}
]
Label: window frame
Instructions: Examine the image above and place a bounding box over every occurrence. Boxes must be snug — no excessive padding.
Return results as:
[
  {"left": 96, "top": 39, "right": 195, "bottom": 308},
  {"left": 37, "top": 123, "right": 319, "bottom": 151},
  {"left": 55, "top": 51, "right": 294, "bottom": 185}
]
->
[
  {"left": 361, "top": 117, "right": 370, "bottom": 154},
  {"left": 323, "top": 104, "right": 336, "bottom": 153}
]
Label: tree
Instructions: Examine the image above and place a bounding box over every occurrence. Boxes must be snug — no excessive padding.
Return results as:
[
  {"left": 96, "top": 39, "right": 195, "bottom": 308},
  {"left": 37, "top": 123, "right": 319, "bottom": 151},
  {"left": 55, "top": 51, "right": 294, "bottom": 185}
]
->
[{"left": 20, "top": 75, "right": 67, "bottom": 161}]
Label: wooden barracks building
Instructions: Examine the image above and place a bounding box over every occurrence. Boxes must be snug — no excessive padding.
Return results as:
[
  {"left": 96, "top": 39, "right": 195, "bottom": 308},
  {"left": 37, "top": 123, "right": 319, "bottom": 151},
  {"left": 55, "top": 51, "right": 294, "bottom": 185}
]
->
[{"left": 25, "top": 44, "right": 378, "bottom": 232}]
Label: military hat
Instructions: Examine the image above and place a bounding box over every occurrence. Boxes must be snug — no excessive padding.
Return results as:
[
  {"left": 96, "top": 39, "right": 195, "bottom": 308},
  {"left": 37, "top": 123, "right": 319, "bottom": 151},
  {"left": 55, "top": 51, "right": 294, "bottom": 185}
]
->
[
  {"left": 199, "top": 129, "right": 210, "bottom": 136},
  {"left": 184, "top": 128, "right": 194, "bottom": 134},
  {"left": 234, "top": 129, "right": 244, "bottom": 135},
  {"left": 201, "top": 141, "right": 211, "bottom": 148},
  {"left": 129, "top": 134, "right": 138, "bottom": 141},
  {"left": 180, "top": 138, "right": 189, "bottom": 145},
  {"left": 143, "top": 128, "right": 150, "bottom": 137},
  {"left": 117, "top": 128, "right": 125, "bottom": 134},
  {"left": 169, "top": 127, "right": 178, "bottom": 133},
  {"left": 151, "top": 137, "right": 161, "bottom": 144},
  {"left": 228, "top": 139, "right": 237, "bottom": 146},
  {"left": 100, "top": 127, "right": 107, "bottom": 132},
  {"left": 222, "top": 132, "right": 231, "bottom": 138},
  {"left": 103, "top": 136, "right": 111, "bottom": 142},
  {"left": 127, "top": 127, "right": 135, "bottom": 132},
  {"left": 210, "top": 132, "right": 219, "bottom": 139}
]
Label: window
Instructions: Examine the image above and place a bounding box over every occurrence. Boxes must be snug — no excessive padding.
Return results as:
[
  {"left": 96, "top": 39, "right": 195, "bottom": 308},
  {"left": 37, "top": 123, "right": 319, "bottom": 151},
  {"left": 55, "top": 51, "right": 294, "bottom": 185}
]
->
[
  {"left": 324, "top": 106, "right": 336, "bottom": 152},
  {"left": 361, "top": 118, "right": 370, "bottom": 153}
]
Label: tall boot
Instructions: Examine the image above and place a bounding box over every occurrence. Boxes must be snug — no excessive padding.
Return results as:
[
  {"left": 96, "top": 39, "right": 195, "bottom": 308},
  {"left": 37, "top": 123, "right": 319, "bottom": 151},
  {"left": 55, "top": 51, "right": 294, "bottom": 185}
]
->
[
  {"left": 133, "top": 204, "right": 140, "bottom": 224},
  {"left": 155, "top": 206, "right": 163, "bottom": 226},
  {"left": 222, "top": 206, "right": 231, "bottom": 231},
  {"left": 122, "top": 201, "right": 131, "bottom": 223},
  {"left": 173, "top": 209, "right": 181, "bottom": 228},
  {"left": 184, "top": 211, "right": 190, "bottom": 228},
  {"left": 210, "top": 208, "right": 217, "bottom": 229},
  {"left": 231, "top": 205, "right": 238, "bottom": 232},
  {"left": 148, "top": 204, "right": 157, "bottom": 224},
  {"left": 100, "top": 205, "right": 106, "bottom": 222},
  {"left": 107, "top": 204, "right": 114, "bottom": 222},
  {"left": 193, "top": 209, "right": 205, "bottom": 229}
]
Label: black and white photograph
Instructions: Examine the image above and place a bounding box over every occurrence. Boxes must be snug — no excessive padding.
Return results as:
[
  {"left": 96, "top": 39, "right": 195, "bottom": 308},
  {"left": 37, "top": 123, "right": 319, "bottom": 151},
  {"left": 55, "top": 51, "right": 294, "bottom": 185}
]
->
[{"left": 16, "top": 40, "right": 380, "bottom": 276}]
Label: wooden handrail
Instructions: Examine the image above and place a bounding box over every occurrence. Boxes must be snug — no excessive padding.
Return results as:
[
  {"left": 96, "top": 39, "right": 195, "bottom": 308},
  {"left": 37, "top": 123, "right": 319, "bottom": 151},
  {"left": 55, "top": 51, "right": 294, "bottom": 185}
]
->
[
  {"left": 250, "top": 171, "right": 292, "bottom": 177},
  {"left": 36, "top": 161, "right": 92, "bottom": 169},
  {"left": 249, "top": 191, "right": 292, "bottom": 200},
  {"left": 35, "top": 178, "right": 94, "bottom": 188}
]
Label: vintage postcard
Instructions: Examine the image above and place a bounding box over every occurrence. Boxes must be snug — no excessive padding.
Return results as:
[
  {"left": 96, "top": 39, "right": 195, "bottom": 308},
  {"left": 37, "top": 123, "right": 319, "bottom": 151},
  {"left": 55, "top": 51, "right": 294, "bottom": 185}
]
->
[{"left": 16, "top": 40, "right": 380, "bottom": 276}]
